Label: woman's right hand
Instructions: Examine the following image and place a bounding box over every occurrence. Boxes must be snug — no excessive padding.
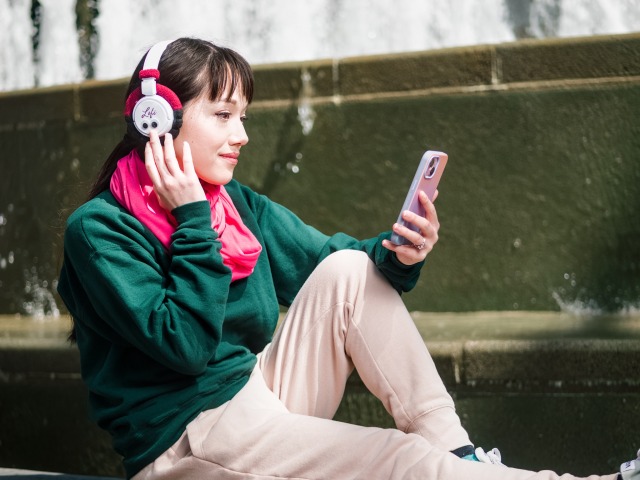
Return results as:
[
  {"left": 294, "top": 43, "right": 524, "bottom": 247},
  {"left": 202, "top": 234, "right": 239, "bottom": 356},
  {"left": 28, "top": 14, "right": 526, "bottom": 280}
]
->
[{"left": 145, "top": 130, "right": 206, "bottom": 211}]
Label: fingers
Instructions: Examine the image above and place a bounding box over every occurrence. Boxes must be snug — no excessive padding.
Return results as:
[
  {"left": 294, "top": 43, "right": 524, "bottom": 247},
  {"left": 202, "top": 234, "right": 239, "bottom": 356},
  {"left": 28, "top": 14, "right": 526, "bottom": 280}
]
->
[
  {"left": 144, "top": 141, "right": 161, "bottom": 186},
  {"left": 147, "top": 130, "right": 182, "bottom": 177},
  {"left": 147, "top": 130, "right": 169, "bottom": 177},
  {"left": 143, "top": 130, "right": 206, "bottom": 210},
  {"left": 419, "top": 190, "right": 439, "bottom": 227},
  {"left": 145, "top": 130, "right": 192, "bottom": 182},
  {"left": 181, "top": 141, "right": 196, "bottom": 177},
  {"left": 392, "top": 217, "right": 435, "bottom": 248},
  {"left": 162, "top": 133, "right": 182, "bottom": 176},
  {"left": 383, "top": 190, "right": 441, "bottom": 266},
  {"left": 381, "top": 237, "right": 431, "bottom": 265}
]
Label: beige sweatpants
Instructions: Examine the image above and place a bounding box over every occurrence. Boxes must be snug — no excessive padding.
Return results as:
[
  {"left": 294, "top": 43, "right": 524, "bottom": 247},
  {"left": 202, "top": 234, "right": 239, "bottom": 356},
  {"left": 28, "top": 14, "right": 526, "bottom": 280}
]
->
[{"left": 134, "top": 250, "right": 617, "bottom": 480}]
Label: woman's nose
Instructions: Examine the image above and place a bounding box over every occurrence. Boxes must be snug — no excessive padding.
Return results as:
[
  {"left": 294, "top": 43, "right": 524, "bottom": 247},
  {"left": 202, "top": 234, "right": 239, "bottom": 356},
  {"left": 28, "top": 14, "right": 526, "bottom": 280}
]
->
[{"left": 230, "top": 121, "right": 249, "bottom": 146}]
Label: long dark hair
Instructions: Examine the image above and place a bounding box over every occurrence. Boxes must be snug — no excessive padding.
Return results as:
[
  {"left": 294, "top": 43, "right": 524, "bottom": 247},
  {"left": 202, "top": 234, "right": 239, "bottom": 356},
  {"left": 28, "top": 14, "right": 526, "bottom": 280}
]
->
[{"left": 86, "top": 37, "right": 254, "bottom": 201}]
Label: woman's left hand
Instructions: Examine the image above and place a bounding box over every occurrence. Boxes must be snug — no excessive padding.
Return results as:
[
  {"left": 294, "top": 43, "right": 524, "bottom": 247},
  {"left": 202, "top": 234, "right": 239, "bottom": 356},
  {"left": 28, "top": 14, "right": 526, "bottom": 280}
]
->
[{"left": 381, "top": 190, "right": 440, "bottom": 266}]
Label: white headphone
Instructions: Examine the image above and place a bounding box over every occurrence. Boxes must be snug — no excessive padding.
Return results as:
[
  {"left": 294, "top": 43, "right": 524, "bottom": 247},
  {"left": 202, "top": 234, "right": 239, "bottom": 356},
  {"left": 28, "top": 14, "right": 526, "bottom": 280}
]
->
[{"left": 125, "top": 40, "right": 182, "bottom": 137}]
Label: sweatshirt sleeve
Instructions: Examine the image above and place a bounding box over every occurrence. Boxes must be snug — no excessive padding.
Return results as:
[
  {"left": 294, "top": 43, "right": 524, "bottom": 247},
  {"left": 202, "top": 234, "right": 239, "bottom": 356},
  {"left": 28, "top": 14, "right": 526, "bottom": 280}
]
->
[
  {"left": 58, "top": 198, "right": 231, "bottom": 376},
  {"left": 241, "top": 186, "right": 424, "bottom": 306}
]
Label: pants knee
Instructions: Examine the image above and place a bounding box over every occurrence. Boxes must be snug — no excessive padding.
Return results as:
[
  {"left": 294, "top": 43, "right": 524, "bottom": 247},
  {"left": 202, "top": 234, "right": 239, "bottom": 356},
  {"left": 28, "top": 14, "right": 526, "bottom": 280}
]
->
[{"left": 317, "top": 250, "right": 371, "bottom": 277}]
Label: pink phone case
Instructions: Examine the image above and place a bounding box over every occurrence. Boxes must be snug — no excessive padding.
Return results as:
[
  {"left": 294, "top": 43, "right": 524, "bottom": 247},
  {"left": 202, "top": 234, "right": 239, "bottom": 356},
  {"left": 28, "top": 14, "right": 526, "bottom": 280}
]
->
[{"left": 389, "top": 150, "right": 448, "bottom": 246}]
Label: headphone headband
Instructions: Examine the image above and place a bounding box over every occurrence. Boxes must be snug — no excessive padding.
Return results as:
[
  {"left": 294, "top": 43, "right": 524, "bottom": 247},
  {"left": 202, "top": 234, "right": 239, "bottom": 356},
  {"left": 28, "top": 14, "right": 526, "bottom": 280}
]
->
[
  {"left": 142, "top": 40, "right": 172, "bottom": 71},
  {"left": 139, "top": 40, "right": 171, "bottom": 96}
]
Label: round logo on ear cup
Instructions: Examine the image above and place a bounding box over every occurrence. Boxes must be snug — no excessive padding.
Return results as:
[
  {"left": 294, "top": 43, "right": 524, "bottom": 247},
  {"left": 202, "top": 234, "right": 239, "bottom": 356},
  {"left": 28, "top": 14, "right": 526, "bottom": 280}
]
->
[{"left": 132, "top": 95, "right": 175, "bottom": 137}]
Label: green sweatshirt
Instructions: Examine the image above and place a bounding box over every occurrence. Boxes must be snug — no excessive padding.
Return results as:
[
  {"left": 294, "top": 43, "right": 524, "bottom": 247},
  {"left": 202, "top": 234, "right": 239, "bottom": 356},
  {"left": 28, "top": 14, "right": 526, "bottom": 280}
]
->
[{"left": 57, "top": 179, "right": 423, "bottom": 478}]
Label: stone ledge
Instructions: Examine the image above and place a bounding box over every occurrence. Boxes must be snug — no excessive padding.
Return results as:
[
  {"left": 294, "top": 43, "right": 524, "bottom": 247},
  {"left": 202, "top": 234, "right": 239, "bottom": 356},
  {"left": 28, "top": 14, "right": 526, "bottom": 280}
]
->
[
  {"left": 2, "top": 32, "right": 639, "bottom": 124},
  {"left": 0, "top": 467, "right": 118, "bottom": 479},
  {"left": 2, "top": 312, "right": 640, "bottom": 391},
  {"left": 2, "top": 312, "right": 639, "bottom": 477},
  {"left": 497, "top": 33, "right": 640, "bottom": 83},
  {"left": 411, "top": 311, "right": 640, "bottom": 391}
]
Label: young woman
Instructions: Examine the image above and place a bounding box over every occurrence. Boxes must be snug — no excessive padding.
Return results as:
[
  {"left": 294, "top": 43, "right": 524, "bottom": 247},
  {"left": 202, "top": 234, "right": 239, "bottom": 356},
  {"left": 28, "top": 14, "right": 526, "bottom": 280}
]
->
[{"left": 57, "top": 37, "right": 636, "bottom": 480}]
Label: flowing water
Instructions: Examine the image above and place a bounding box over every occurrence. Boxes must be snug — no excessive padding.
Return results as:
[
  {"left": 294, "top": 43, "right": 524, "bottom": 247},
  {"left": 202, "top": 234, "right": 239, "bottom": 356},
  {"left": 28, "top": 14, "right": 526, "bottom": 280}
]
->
[{"left": 1, "top": 0, "right": 640, "bottom": 91}]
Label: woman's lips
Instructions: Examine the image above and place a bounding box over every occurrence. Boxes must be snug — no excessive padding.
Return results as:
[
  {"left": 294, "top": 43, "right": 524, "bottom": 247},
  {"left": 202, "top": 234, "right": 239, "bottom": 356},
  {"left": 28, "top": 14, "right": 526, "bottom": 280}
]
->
[{"left": 220, "top": 152, "right": 239, "bottom": 165}]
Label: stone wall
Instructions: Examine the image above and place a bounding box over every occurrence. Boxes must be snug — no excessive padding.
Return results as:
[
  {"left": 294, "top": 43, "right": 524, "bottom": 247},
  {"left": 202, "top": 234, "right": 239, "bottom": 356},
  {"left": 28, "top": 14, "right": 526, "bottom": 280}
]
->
[
  {"left": 2, "top": 312, "right": 640, "bottom": 477},
  {"left": 1, "top": 33, "right": 639, "bottom": 316}
]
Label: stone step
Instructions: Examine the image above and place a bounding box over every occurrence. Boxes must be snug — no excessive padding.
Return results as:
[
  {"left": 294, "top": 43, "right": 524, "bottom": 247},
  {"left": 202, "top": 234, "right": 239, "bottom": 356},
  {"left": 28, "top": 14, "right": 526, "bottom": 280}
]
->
[
  {"left": 1, "top": 312, "right": 639, "bottom": 477},
  {"left": 0, "top": 467, "right": 118, "bottom": 479}
]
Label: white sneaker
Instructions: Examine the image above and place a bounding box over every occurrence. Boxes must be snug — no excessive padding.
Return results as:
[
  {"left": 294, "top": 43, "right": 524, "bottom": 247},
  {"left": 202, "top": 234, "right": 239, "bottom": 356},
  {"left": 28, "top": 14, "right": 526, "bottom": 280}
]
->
[
  {"left": 620, "top": 449, "right": 640, "bottom": 479},
  {"left": 474, "top": 447, "right": 505, "bottom": 466}
]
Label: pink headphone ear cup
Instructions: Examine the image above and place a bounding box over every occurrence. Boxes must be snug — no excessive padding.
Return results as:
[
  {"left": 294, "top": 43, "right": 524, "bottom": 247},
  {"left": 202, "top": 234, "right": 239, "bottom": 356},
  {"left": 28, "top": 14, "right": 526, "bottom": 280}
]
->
[
  {"left": 124, "top": 84, "right": 182, "bottom": 137},
  {"left": 132, "top": 94, "right": 175, "bottom": 136},
  {"left": 155, "top": 85, "right": 181, "bottom": 110},
  {"left": 124, "top": 88, "right": 143, "bottom": 117}
]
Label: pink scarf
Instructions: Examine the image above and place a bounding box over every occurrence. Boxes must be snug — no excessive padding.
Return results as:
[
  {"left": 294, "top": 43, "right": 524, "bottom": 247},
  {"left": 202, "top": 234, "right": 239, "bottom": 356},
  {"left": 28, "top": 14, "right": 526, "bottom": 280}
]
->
[{"left": 110, "top": 150, "right": 262, "bottom": 282}]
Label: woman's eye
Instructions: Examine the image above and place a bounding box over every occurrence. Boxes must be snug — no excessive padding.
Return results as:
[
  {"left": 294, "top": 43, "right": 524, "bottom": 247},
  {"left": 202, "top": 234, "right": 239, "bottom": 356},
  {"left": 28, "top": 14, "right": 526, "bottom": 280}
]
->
[{"left": 214, "top": 111, "right": 247, "bottom": 122}]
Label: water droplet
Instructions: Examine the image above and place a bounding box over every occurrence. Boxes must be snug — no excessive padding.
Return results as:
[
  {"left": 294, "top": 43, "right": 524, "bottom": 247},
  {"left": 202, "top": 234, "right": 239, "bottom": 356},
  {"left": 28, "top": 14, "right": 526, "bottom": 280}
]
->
[
  {"left": 298, "top": 104, "right": 316, "bottom": 136},
  {"left": 297, "top": 69, "right": 316, "bottom": 135},
  {"left": 20, "top": 267, "right": 60, "bottom": 318},
  {"left": 286, "top": 162, "right": 300, "bottom": 173}
]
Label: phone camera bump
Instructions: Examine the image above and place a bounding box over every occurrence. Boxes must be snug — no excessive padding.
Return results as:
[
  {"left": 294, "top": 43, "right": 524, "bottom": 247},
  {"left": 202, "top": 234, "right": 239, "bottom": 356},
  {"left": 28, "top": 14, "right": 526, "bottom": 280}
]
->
[{"left": 425, "top": 156, "right": 440, "bottom": 179}]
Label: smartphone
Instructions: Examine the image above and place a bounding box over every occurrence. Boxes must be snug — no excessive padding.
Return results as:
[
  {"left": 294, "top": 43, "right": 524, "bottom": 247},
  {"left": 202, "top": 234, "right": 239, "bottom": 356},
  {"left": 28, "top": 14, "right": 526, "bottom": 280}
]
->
[{"left": 389, "top": 150, "right": 448, "bottom": 246}]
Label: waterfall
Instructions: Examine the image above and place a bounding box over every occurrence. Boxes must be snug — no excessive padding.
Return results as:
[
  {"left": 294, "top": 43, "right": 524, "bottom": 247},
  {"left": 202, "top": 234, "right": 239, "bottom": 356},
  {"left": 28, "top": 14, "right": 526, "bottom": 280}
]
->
[
  {"left": 37, "top": 0, "right": 82, "bottom": 86},
  {"left": 1, "top": 0, "right": 639, "bottom": 91},
  {"left": 1, "top": 0, "right": 35, "bottom": 91}
]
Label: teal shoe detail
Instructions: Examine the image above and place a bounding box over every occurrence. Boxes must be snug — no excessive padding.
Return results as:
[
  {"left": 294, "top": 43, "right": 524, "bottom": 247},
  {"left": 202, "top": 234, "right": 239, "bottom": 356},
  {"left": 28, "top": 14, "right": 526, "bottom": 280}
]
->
[{"left": 465, "top": 448, "right": 505, "bottom": 466}]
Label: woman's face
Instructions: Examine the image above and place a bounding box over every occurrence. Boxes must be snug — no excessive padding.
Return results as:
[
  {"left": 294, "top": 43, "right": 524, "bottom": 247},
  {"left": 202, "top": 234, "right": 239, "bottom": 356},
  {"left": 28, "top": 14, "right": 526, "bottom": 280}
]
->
[{"left": 174, "top": 86, "right": 249, "bottom": 185}]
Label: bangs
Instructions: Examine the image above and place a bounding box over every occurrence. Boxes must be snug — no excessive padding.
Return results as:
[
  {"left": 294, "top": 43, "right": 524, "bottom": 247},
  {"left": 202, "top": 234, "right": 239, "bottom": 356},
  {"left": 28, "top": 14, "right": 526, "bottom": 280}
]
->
[{"left": 207, "top": 47, "right": 254, "bottom": 104}]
